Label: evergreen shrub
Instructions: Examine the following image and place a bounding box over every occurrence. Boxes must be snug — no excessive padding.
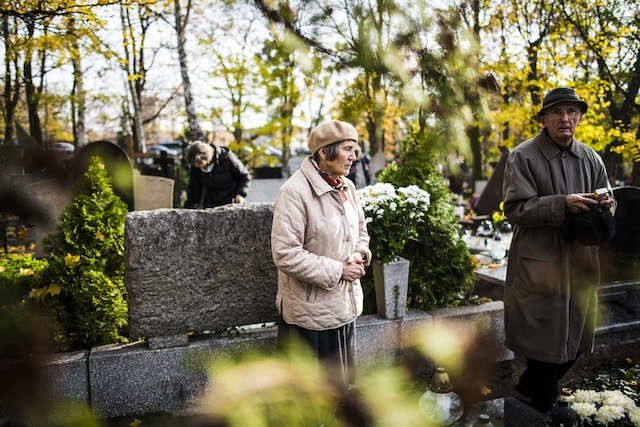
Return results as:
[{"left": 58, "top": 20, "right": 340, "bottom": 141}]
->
[
  {"left": 43, "top": 156, "right": 129, "bottom": 350},
  {"left": 377, "top": 127, "right": 475, "bottom": 310}
]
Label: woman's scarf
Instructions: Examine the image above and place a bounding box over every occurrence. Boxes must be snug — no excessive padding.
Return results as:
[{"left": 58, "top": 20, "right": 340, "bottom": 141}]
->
[
  {"left": 319, "top": 171, "right": 347, "bottom": 202},
  {"left": 311, "top": 158, "right": 348, "bottom": 201}
]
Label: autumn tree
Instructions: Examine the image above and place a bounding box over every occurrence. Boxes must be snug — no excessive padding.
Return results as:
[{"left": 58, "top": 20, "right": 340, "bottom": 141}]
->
[
  {"left": 1, "top": 15, "right": 21, "bottom": 145},
  {"left": 257, "top": 38, "right": 301, "bottom": 173},
  {"left": 1, "top": 0, "right": 120, "bottom": 147},
  {"left": 252, "top": 0, "right": 486, "bottom": 170},
  {"left": 252, "top": 0, "right": 407, "bottom": 159},
  {"left": 202, "top": 8, "right": 262, "bottom": 144},
  {"left": 478, "top": 0, "right": 639, "bottom": 186},
  {"left": 168, "top": 0, "right": 204, "bottom": 141},
  {"left": 558, "top": 0, "right": 640, "bottom": 185},
  {"left": 117, "top": 1, "right": 163, "bottom": 152}
]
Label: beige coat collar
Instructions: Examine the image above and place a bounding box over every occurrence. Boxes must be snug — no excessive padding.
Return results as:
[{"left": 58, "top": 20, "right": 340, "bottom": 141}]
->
[{"left": 300, "top": 156, "right": 336, "bottom": 197}]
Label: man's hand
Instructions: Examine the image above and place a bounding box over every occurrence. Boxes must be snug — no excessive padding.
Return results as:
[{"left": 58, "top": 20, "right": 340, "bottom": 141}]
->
[
  {"left": 566, "top": 193, "right": 598, "bottom": 213},
  {"left": 596, "top": 194, "right": 615, "bottom": 210}
]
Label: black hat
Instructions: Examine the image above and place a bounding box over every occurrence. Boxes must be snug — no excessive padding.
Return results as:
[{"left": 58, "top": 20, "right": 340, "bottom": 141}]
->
[{"left": 537, "top": 87, "right": 588, "bottom": 118}]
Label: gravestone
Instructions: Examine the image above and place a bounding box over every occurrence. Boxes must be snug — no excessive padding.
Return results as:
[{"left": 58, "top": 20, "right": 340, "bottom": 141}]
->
[
  {"left": 125, "top": 204, "right": 278, "bottom": 348},
  {"left": 73, "top": 141, "right": 134, "bottom": 210},
  {"left": 15, "top": 121, "right": 58, "bottom": 174},
  {"left": 600, "top": 186, "right": 640, "bottom": 283},
  {"left": 133, "top": 172, "right": 174, "bottom": 210},
  {"left": 472, "top": 148, "right": 509, "bottom": 215}
]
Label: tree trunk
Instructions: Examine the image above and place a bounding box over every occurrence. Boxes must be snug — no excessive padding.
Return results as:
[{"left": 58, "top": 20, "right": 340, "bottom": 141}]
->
[
  {"left": 23, "top": 19, "right": 43, "bottom": 145},
  {"left": 2, "top": 16, "right": 19, "bottom": 145},
  {"left": 527, "top": 41, "right": 542, "bottom": 107},
  {"left": 174, "top": 0, "right": 204, "bottom": 142},
  {"left": 70, "top": 28, "right": 87, "bottom": 149},
  {"left": 469, "top": 124, "right": 483, "bottom": 181}
]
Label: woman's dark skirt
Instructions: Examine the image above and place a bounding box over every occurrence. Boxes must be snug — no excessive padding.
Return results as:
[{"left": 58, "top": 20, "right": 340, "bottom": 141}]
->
[{"left": 277, "top": 318, "right": 356, "bottom": 388}]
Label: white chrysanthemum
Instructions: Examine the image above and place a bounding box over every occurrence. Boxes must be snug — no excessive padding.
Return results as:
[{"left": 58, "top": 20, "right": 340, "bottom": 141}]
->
[
  {"left": 601, "top": 390, "right": 636, "bottom": 410},
  {"left": 376, "top": 209, "right": 384, "bottom": 217},
  {"left": 629, "top": 407, "right": 640, "bottom": 427},
  {"left": 571, "top": 402, "right": 597, "bottom": 421},
  {"left": 574, "top": 389, "right": 602, "bottom": 404},
  {"left": 389, "top": 202, "right": 397, "bottom": 211},
  {"left": 595, "top": 405, "right": 626, "bottom": 424}
]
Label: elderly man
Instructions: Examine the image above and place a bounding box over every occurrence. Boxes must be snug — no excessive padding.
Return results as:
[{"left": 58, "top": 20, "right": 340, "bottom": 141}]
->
[{"left": 502, "top": 87, "right": 615, "bottom": 413}]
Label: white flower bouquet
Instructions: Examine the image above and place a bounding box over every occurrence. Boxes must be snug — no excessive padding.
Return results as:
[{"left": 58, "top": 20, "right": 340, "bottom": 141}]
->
[
  {"left": 357, "top": 183, "right": 431, "bottom": 264},
  {"left": 572, "top": 389, "right": 640, "bottom": 426}
]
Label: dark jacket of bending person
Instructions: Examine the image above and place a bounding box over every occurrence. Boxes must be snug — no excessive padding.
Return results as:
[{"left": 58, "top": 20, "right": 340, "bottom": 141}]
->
[{"left": 184, "top": 141, "right": 251, "bottom": 208}]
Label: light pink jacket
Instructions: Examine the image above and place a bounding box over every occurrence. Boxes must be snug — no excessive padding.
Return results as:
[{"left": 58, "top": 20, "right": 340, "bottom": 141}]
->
[{"left": 271, "top": 157, "right": 371, "bottom": 330}]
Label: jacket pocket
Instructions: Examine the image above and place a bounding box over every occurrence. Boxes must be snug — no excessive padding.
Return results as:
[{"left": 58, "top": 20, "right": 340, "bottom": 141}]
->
[
  {"left": 304, "top": 282, "right": 318, "bottom": 302},
  {"left": 517, "top": 255, "right": 562, "bottom": 296}
]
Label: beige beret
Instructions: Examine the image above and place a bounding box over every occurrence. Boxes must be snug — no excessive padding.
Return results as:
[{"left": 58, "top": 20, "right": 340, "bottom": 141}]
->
[{"left": 308, "top": 120, "right": 358, "bottom": 154}]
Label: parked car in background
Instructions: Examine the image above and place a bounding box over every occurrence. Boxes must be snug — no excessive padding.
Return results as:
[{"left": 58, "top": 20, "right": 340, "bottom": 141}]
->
[
  {"left": 50, "top": 142, "right": 75, "bottom": 153},
  {"left": 157, "top": 141, "right": 183, "bottom": 155},
  {"left": 147, "top": 141, "right": 183, "bottom": 158},
  {"left": 48, "top": 141, "right": 75, "bottom": 164}
]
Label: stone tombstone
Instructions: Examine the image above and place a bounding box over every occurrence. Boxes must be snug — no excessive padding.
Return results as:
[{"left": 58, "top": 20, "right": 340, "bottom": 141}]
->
[
  {"left": 125, "top": 203, "right": 278, "bottom": 347},
  {"left": 73, "top": 141, "right": 134, "bottom": 210},
  {"left": 133, "top": 171, "right": 174, "bottom": 210},
  {"left": 473, "top": 148, "right": 509, "bottom": 215},
  {"left": 15, "top": 121, "right": 56, "bottom": 173},
  {"left": 600, "top": 186, "right": 640, "bottom": 283},
  {"left": 3, "top": 175, "right": 73, "bottom": 257}
]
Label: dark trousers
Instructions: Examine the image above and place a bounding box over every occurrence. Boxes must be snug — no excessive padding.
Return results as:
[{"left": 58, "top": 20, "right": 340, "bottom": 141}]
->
[
  {"left": 517, "top": 355, "right": 580, "bottom": 413},
  {"left": 277, "top": 318, "right": 356, "bottom": 388}
]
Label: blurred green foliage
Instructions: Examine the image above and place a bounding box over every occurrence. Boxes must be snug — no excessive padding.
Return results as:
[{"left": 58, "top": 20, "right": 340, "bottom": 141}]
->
[{"left": 0, "top": 254, "right": 51, "bottom": 357}]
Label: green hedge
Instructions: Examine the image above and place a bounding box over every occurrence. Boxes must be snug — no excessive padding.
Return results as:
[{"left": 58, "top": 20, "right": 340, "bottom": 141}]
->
[
  {"left": 41, "top": 156, "right": 129, "bottom": 350},
  {"left": 376, "top": 127, "right": 475, "bottom": 310}
]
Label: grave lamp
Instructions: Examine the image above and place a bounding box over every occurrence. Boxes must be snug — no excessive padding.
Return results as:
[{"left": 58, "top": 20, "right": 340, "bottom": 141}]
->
[{"left": 419, "top": 367, "right": 464, "bottom": 425}]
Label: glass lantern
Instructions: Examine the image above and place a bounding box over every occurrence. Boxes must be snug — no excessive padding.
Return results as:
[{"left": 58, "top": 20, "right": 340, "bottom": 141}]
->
[
  {"left": 489, "top": 234, "right": 506, "bottom": 261},
  {"left": 419, "top": 367, "right": 464, "bottom": 426},
  {"left": 476, "top": 219, "right": 494, "bottom": 237},
  {"left": 499, "top": 221, "right": 513, "bottom": 254}
]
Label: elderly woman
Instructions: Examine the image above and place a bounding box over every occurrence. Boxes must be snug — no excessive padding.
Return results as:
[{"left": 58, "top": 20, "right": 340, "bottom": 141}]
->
[
  {"left": 271, "top": 120, "right": 371, "bottom": 388},
  {"left": 184, "top": 141, "right": 250, "bottom": 208}
]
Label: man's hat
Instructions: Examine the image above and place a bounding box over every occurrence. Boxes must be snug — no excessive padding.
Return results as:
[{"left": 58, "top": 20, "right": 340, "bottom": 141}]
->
[{"left": 537, "top": 87, "right": 588, "bottom": 118}]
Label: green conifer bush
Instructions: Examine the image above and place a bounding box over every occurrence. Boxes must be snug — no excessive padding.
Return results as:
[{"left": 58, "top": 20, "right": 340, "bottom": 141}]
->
[
  {"left": 43, "top": 156, "right": 128, "bottom": 350},
  {"left": 378, "top": 127, "right": 475, "bottom": 310}
]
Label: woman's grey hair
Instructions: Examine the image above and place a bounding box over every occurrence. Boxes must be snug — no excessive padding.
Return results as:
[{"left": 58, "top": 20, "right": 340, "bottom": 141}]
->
[
  {"left": 312, "top": 140, "right": 360, "bottom": 162},
  {"left": 313, "top": 141, "right": 341, "bottom": 162},
  {"left": 186, "top": 141, "right": 214, "bottom": 167}
]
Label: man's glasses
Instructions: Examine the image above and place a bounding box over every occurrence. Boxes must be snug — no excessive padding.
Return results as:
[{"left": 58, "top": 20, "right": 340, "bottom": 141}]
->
[{"left": 546, "top": 107, "right": 582, "bottom": 119}]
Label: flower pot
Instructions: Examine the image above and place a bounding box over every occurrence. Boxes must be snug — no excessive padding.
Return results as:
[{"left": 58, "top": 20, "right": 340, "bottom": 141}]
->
[{"left": 372, "top": 256, "right": 409, "bottom": 319}]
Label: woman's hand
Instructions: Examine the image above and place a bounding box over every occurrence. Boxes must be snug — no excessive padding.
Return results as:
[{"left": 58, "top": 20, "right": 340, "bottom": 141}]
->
[
  {"left": 233, "top": 195, "right": 245, "bottom": 204},
  {"left": 341, "top": 256, "right": 366, "bottom": 282}
]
